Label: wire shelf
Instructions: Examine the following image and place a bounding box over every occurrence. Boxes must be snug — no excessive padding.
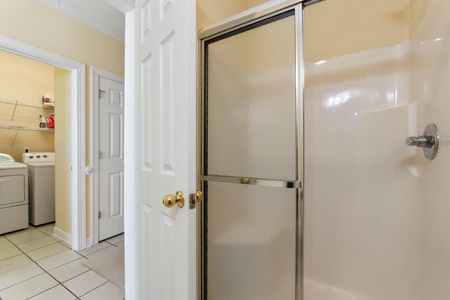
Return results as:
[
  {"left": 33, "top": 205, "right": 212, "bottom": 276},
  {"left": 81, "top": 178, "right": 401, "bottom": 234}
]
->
[
  {"left": 0, "top": 124, "right": 54, "bottom": 132},
  {"left": 0, "top": 98, "right": 54, "bottom": 109}
]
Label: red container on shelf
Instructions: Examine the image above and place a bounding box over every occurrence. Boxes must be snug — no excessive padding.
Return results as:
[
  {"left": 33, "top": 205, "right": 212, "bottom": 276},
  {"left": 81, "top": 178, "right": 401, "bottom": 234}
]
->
[{"left": 47, "top": 114, "right": 55, "bottom": 129}]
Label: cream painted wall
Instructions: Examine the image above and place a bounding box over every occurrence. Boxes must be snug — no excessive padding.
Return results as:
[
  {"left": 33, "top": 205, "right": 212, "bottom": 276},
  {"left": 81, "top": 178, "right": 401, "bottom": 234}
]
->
[
  {"left": 196, "top": 0, "right": 275, "bottom": 29},
  {"left": 197, "top": 0, "right": 246, "bottom": 29},
  {"left": 54, "top": 67, "right": 72, "bottom": 235},
  {"left": 246, "top": 0, "right": 269, "bottom": 8},
  {"left": 0, "top": 0, "right": 124, "bottom": 76},
  {"left": 0, "top": 0, "right": 124, "bottom": 240},
  {"left": 0, "top": 50, "right": 55, "bottom": 162},
  {"left": 304, "top": 0, "right": 410, "bottom": 62}
]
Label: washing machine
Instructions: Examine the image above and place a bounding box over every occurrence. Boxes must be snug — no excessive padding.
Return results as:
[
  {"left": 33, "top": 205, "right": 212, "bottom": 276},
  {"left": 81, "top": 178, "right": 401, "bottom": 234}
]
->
[
  {"left": 22, "top": 152, "right": 55, "bottom": 225},
  {"left": 0, "top": 153, "right": 28, "bottom": 234}
]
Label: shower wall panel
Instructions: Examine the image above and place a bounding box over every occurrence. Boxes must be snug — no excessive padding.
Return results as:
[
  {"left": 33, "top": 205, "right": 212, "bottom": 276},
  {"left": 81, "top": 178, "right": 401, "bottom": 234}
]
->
[
  {"left": 304, "top": 41, "right": 421, "bottom": 300},
  {"left": 410, "top": 0, "right": 450, "bottom": 298}
]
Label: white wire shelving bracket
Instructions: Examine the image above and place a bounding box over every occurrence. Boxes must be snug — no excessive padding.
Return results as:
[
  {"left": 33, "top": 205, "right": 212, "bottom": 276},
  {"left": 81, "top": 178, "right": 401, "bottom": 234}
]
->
[
  {"left": 0, "top": 97, "right": 53, "bottom": 109},
  {"left": 0, "top": 98, "right": 55, "bottom": 147}
]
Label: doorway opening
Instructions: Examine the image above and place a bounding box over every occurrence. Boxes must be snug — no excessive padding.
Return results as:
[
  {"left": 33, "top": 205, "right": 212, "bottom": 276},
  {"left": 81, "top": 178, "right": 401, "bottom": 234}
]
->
[{"left": 0, "top": 35, "right": 86, "bottom": 251}]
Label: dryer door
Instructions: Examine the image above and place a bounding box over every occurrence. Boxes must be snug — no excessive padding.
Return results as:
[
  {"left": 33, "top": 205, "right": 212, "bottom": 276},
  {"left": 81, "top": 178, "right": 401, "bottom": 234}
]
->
[{"left": 0, "top": 175, "right": 26, "bottom": 208}]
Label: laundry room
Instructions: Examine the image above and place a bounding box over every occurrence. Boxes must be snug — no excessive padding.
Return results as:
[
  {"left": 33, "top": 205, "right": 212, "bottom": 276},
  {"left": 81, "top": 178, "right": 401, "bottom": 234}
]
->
[{"left": 0, "top": 49, "right": 71, "bottom": 233}]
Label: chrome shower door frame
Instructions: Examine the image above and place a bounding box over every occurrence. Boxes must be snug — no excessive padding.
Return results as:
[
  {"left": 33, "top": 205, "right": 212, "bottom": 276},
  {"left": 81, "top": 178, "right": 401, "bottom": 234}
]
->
[{"left": 198, "top": 1, "right": 309, "bottom": 299}]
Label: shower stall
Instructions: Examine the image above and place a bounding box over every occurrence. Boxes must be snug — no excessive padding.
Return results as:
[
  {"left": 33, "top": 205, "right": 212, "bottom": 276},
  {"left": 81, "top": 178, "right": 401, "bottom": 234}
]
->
[{"left": 199, "top": 0, "right": 450, "bottom": 299}]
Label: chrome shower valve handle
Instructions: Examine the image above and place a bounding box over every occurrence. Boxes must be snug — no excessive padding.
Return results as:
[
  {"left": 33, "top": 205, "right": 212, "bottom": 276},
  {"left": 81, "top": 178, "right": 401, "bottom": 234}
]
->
[
  {"left": 405, "top": 136, "right": 435, "bottom": 148},
  {"left": 406, "top": 123, "right": 439, "bottom": 160}
]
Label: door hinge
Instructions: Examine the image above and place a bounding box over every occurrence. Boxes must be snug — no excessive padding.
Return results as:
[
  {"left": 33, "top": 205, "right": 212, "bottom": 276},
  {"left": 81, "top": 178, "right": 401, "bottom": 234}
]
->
[
  {"left": 98, "top": 89, "right": 105, "bottom": 99},
  {"left": 98, "top": 150, "right": 101, "bottom": 159},
  {"left": 98, "top": 211, "right": 103, "bottom": 219}
]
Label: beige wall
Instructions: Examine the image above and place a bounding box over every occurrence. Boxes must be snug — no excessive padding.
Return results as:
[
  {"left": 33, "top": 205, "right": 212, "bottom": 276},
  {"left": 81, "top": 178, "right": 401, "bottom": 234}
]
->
[
  {"left": 197, "top": 0, "right": 246, "bottom": 29},
  {"left": 304, "top": 0, "right": 410, "bottom": 62},
  {"left": 0, "top": 51, "right": 55, "bottom": 162},
  {"left": 0, "top": 0, "right": 124, "bottom": 76},
  {"left": 196, "top": 0, "right": 273, "bottom": 29},
  {"left": 246, "top": 0, "right": 269, "bottom": 8},
  {"left": 54, "top": 67, "right": 72, "bottom": 234},
  {"left": 0, "top": 0, "right": 124, "bottom": 239}
]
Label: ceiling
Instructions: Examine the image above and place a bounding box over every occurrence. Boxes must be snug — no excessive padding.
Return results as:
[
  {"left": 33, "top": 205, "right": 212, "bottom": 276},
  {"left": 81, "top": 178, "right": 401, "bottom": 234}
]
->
[{"left": 40, "top": 0, "right": 126, "bottom": 42}]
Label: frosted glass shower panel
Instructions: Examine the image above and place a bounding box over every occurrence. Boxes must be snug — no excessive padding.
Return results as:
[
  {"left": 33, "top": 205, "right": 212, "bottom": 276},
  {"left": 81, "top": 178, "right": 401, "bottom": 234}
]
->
[
  {"left": 206, "top": 14, "right": 296, "bottom": 180},
  {"left": 206, "top": 181, "right": 297, "bottom": 300}
]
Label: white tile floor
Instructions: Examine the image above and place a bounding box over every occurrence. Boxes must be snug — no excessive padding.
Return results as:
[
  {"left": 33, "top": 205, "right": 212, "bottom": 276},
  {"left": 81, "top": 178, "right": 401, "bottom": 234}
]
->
[{"left": 0, "top": 224, "right": 125, "bottom": 300}]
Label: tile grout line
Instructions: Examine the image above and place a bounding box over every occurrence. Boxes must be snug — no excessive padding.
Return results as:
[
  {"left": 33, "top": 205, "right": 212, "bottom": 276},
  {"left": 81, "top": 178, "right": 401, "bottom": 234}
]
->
[
  {"left": 86, "top": 266, "right": 125, "bottom": 291},
  {"left": 2, "top": 227, "right": 125, "bottom": 299},
  {"left": 75, "top": 239, "right": 123, "bottom": 258},
  {"left": 3, "top": 234, "right": 82, "bottom": 300}
]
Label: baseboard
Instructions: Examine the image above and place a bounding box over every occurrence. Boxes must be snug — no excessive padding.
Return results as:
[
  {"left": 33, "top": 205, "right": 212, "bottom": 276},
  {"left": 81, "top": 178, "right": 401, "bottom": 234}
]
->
[
  {"left": 86, "top": 237, "right": 92, "bottom": 249},
  {"left": 52, "top": 226, "right": 72, "bottom": 246}
]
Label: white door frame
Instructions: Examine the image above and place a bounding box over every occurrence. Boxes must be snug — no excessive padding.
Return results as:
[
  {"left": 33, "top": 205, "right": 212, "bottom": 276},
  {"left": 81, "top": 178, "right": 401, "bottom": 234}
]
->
[
  {"left": 122, "top": 7, "right": 138, "bottom": 299},
  {"left": 89, "top": 67, "right": 124, "bottom": 246},
  {"left": 102, "top": 1, "right": 136, "bottom": 297},
  {"left": 103, "top": 1, "right": 136, "bottom": 297},
  {"left": 0, "top": 35, "right": 87, "bottom": 251}
]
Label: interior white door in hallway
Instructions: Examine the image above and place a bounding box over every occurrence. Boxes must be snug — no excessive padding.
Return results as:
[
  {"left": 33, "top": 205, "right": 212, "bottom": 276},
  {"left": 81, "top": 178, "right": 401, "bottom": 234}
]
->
[
  {"left": 99, "top": 76, "right": 125, "bottom": 241},
  {"left": 124, "top": 0, "right": 197, "bottom": 299}
]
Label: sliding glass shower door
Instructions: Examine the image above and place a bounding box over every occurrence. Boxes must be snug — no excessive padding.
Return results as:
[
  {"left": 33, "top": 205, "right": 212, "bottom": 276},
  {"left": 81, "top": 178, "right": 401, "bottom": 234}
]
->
[{"left": 200, "top": 5, "right": 304, "bottom": 300}]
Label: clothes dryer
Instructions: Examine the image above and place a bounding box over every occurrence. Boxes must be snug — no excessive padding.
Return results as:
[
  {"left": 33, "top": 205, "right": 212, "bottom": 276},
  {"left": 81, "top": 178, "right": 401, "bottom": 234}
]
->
[
  {"left": 22, "top": 152, "right": 55, "bottom": 225},
  {"left": 0, "top": 153, "right": 28, "bottom": 234}
]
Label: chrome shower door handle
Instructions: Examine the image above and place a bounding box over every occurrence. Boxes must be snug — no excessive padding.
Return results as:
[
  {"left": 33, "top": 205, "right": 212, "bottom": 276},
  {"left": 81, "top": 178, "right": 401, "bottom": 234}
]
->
[{"left": 406, "top": 123, "right": 439, "bottom": 160}]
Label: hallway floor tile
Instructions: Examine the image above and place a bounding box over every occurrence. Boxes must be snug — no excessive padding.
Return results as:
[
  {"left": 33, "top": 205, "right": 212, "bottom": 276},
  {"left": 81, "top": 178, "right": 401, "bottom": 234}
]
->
[{"left": 0, "top": 224, "right": 125, "bottom": 300}]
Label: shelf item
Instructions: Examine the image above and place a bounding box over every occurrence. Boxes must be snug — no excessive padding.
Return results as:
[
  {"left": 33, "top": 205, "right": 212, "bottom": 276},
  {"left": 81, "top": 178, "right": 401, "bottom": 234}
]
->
[{"left": 43, "top": 102, "right": 55, "bottom": 108}]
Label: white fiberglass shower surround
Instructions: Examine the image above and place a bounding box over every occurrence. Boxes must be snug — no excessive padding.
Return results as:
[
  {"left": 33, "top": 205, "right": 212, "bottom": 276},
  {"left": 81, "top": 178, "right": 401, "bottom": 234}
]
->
[
  {"left": 303, "top": 0, "right": 450, "bottom": 299},
  {"left": 200, "top": 0, "right": 450, "bottom": 299}
]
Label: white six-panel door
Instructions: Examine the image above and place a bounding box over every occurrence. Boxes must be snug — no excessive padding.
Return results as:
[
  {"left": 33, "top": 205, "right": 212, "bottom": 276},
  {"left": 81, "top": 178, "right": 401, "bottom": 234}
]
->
[
  {"left": 98, "top": 76, "right": 125, "bottom": 241},
  {"left": 128, "top": 0, "right": 197, "bottom": 299}
]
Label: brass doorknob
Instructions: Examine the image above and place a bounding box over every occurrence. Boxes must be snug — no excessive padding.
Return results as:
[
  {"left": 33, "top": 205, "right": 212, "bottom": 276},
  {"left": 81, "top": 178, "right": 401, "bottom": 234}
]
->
[{"left": 163, "top": 191, "right": 184, "bottom": 208}]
